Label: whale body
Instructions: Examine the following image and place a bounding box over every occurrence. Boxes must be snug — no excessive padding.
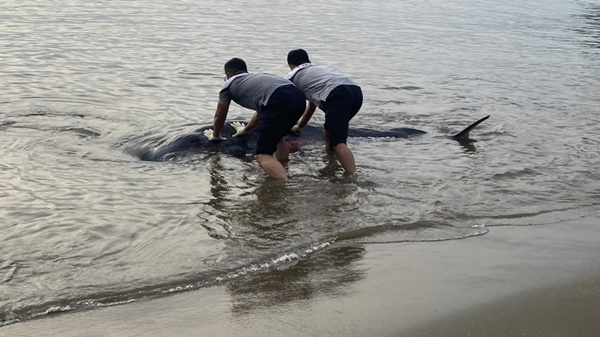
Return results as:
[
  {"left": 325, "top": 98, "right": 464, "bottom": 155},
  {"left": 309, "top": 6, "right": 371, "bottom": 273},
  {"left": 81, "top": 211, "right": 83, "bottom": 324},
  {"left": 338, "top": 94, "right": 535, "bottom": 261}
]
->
[{"left": 137, "top": 115, "right": 490, "bottom": 161}]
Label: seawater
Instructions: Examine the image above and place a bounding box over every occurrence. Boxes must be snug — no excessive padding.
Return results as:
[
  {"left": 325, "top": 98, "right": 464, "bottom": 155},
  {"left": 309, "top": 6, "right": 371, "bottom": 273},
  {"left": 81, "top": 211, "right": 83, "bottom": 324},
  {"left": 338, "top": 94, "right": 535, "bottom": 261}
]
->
[{"left": 1, "top": 0, "right": 599, "bottom": 325}]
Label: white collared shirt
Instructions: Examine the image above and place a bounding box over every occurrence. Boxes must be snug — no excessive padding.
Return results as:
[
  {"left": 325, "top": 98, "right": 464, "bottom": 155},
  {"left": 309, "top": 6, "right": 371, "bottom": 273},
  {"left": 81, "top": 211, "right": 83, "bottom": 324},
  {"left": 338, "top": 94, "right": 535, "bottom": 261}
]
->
[{"left": 285, "top": 63, "right": 356, "bottom": 109}]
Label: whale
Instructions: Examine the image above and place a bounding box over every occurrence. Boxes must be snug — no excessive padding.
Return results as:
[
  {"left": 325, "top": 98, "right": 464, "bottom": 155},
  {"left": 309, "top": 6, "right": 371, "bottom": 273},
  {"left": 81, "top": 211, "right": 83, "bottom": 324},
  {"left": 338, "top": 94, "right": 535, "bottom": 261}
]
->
[{"left": 136, "top": 115, "right": 490, "bottom": 161}]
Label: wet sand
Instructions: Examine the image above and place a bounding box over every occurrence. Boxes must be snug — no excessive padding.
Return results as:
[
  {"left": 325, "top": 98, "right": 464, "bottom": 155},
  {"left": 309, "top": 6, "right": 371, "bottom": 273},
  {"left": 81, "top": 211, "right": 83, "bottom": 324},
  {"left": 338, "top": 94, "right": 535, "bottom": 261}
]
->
[
  {"left": 406, "top": 275, "right": 600, "bottom": 337},
  {"left": 3, "top": 214, "right": 600, "bottom": 337}
]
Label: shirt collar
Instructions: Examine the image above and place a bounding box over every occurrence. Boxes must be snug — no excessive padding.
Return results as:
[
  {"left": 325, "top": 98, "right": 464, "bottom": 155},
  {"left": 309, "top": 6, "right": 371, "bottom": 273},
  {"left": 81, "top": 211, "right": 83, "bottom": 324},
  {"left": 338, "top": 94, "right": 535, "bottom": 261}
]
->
[
  {"left": 285, "top": 63, "right": 312, "bottom": 79},
  {"left": 223, "top": 72, "right": 248, "bottom": 86}
]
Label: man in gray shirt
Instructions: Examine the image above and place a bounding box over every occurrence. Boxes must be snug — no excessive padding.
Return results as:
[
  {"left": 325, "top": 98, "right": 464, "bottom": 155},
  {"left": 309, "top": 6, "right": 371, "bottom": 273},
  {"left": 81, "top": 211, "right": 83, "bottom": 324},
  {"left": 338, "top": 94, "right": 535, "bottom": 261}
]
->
[
  {"left": 286, "top": 49, "right": 363, "bottom": 176},
  {"left": 205, "top": 58, "right": 305, "bottom": 180}
]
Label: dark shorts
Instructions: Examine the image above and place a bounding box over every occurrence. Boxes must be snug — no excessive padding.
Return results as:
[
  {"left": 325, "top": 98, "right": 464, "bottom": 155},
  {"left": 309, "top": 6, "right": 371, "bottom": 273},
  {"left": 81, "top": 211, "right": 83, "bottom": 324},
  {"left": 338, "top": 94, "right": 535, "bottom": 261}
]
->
[
  {"left": 322, "top": 85, "right": 363, "bottom": 149},
  {"left": 254, "top": 85, "right": 306, "bottom": 155}
]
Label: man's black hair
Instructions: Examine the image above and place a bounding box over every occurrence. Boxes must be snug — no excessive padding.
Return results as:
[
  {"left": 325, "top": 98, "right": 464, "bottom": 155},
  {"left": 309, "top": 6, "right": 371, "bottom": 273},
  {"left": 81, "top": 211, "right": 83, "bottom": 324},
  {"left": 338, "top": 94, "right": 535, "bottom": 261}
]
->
[
  {"left": 224, "top": 58, "right": 248, "bottom": 73},
  {"left": 287, "top": 49, "right": 311, "bottom": 66}
]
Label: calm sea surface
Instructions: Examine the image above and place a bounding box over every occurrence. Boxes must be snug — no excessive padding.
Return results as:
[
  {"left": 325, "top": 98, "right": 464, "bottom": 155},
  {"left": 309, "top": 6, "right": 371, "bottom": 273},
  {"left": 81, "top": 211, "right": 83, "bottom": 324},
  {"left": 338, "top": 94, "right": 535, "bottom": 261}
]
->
[{"left": 1, "top": 0, "right": 599, "bottom": 325}]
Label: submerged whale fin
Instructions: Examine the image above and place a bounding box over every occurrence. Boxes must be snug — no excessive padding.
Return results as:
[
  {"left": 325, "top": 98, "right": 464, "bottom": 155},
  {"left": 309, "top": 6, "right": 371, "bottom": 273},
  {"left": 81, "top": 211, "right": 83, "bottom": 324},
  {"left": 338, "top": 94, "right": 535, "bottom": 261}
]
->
[{"left": 451, "top": 115, "right": 490, "bottom": 140}]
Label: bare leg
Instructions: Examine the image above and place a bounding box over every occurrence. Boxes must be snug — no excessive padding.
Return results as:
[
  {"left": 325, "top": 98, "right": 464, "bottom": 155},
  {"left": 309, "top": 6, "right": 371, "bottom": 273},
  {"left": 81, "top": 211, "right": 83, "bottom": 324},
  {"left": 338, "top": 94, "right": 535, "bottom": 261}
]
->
[
  {"left": 255, "top": 154, "right": 288, "bottom": 180},
  {"left": 323, "top": 129, "right": 356, "bottom": 175},
  {"left": 274, "top": 138, "right": 289, "bottom": 162},
  {"left": 323, "top": 129, "right": 335, "bottom": 156},
  {"left": 332, "top": 143, "right": 356, "bottom": 175}
]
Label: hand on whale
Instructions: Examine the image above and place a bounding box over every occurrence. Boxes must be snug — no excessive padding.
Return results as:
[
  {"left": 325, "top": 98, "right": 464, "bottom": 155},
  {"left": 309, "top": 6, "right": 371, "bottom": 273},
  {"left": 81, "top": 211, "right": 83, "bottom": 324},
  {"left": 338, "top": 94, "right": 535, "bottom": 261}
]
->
[
  {"left": 230, "top": 122, "right": 248, "bottom": 138},
  {"left": 291, "top": 125, "right": 302, "bottom": 136},
  {"left": 202, "top": 129, "right": 225, "bottom": 141}
]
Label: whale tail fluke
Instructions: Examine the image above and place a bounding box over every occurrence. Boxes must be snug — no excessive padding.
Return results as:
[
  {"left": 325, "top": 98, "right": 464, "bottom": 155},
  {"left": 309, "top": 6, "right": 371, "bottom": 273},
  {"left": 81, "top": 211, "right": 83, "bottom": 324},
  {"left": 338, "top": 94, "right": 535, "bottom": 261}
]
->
[{"left": 451, "top": 115, "right": 490, "bottom": 141}]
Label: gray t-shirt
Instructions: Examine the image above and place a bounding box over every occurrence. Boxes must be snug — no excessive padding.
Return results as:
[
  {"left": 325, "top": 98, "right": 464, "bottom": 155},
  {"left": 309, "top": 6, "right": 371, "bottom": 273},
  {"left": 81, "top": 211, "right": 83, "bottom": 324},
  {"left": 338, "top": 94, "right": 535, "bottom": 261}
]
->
[
  {"left": 286, "top": 63, "right": 356, "bottom": 109},
  {"left": 219, "top": 73, "right": 292, "bottom": 111}
]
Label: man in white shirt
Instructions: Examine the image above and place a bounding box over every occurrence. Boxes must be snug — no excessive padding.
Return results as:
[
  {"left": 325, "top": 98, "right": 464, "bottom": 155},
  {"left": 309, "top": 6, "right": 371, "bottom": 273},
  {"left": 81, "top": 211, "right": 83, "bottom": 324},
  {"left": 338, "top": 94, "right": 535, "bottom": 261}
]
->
[
  {"left": 206, "top": 58, "right": 305, "bottom": 180},
  {"left": 286, "top": 49, "right": 363, "bottom": 176}
]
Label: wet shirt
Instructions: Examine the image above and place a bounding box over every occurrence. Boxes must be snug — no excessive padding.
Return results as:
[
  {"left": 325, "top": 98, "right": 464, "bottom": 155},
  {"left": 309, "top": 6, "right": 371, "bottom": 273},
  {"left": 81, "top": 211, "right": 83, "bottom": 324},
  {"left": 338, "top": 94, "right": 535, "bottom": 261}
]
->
[
  {"left": 286, "top": 63, "right": 356, "bottom": 109},
  {"left": 219, "top": 73, "right": 293, "bottom": 112}
]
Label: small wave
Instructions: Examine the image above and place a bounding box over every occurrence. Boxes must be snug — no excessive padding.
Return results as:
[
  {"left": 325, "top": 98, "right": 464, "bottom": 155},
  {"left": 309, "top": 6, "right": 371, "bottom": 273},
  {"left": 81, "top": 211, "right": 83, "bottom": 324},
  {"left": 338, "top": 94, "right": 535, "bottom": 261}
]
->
[
  {"left": 0, "top": 121, "right": 17, "bottom": 129},
  {"left": 58, "top": 126, "right": 101, "bottom": 138},
  {"left": 380, "top": 85, "right": 423, "bottom": 91},
  {"left": 31, "top": 305, "right": 71, "bottom": 319},
  {"left": 482, "top": 207, "right": 600, "bottom": 227},
  {"left": 214, "top": 241, "right": 333, "bottom": 283},
  {"left": 1, "top": 262, "right": 17, "bottom": 283},
  {"left": 335, "top": 220, "right": 489, "bottom": 245},
  {"left": 0, "top": 240, "right": 335, "bottom": 327},
  {"left": 491, "top": 168, "right": 541, "bottom": 179},
  {"left": 10, "top": 107, "right": 86, "bottom": 119}
]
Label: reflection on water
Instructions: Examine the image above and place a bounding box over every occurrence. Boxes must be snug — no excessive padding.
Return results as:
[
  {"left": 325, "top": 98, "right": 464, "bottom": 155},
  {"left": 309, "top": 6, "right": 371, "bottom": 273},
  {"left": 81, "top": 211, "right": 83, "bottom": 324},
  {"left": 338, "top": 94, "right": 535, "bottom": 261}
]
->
[
  {"left": 227, "top": 245, "right": 366, "bottom": 315},
  {"left": 456, "top": 138, "right": 478, "bottom": 153}
]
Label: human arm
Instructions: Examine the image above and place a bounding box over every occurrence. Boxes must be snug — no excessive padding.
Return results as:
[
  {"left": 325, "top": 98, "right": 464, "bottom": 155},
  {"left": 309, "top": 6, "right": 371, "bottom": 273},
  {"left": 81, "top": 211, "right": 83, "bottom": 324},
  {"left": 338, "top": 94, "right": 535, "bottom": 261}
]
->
[
  {"left": 292, "top": 101, "right": 317, "bottom": 134},
  {"left": 246, "top": 111, "right": 259, "bottom": 131},
  {"left": 208, "top": 99, "right": 230, "bottom": 140},
  {"left": 231, "top": 111, "right": 259, "bottom": 137}
]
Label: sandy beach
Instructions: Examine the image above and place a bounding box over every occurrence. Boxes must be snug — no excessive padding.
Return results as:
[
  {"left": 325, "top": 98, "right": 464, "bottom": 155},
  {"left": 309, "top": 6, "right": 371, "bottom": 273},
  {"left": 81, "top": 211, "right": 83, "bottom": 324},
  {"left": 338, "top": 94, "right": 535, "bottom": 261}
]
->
[{"left": 3, "top": 214, "right": 600, "bottom": 337}]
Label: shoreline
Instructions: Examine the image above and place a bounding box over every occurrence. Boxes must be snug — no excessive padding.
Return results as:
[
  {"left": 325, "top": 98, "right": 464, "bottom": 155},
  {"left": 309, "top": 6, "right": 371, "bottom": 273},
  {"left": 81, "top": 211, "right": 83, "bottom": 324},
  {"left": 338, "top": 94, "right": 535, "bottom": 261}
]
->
[{"left": 3, "top": 215, "right": 600, "bottom": 337}]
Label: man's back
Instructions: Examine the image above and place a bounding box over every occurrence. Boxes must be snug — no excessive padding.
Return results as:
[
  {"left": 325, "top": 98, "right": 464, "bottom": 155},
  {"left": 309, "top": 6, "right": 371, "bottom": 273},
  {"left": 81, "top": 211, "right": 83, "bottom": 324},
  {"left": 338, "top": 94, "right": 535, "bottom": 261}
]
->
[
  {"left": 220, "top": 73, "right": 292, "bottom": 111},
  {"left": 287, "top": 64, "right": 356, "bottom": 108}
]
